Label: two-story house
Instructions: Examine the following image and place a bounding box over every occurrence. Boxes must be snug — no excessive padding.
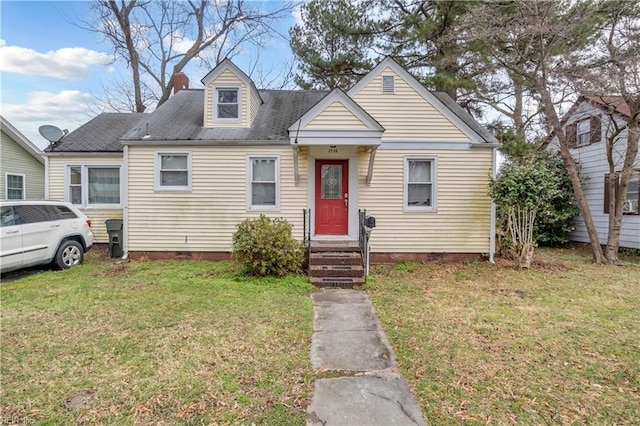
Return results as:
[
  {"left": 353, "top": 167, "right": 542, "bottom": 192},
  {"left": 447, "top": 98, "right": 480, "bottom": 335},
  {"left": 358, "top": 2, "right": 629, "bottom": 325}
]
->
[{"left": 547, "top": 95, "right": 639, "bottom": 249}]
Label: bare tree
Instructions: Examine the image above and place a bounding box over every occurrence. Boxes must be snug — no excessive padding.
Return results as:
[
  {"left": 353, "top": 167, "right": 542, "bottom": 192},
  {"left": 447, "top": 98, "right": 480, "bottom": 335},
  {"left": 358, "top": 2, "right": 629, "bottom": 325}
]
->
[
  {"left": 474, "top": 0, "right": 639, "bottom": 264},
  {"left": 574, "top": 0, "right": 640, "bottom": 263},
  {"left": 83, "top": 0, "right": 294, "bottom": 112}
]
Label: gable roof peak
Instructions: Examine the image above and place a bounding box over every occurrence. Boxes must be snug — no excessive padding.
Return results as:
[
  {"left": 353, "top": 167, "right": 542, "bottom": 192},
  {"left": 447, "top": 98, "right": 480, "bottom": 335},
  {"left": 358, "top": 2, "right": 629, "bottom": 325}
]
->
[{"left": 200, "top": 58, "right": 263, "bottom": 105}]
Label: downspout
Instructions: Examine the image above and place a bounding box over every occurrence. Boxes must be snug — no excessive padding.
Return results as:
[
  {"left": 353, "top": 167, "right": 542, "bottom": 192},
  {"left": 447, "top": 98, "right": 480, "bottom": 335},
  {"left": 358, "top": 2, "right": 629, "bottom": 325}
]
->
[
  {"left": 44, "top": 156, "right": 50, "bottom": 200},
  {"left": 489, "top": 146, "right": 497, "bottom": 263},
  {"left": 293, "top": 146, "right": 300, "bottom": 186},
  {"left": 122, "top": 145, "right": 129, "bottom": 260},
  {"left": 366, "top": 147, "right": 377, "bottom": 186}
]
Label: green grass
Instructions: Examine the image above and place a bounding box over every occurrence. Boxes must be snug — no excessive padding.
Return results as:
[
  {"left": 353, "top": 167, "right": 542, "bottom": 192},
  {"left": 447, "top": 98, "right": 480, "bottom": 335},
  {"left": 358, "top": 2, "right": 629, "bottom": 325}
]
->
[
  {"left": 3, "top": 246, "right": 639, "bottom": 425},
  {"left": 365, "top": 246, "right": 640, "bottom": 425},
  {"left": 1, "top": 252, "right": 315, "bottom": 424}
]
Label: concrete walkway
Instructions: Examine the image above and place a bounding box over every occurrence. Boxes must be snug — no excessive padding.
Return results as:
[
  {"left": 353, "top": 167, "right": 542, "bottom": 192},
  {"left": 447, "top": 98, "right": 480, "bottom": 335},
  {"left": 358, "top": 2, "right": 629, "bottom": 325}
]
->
[{"left": 307, "top": 289, "right": 427, "bottom": 426}]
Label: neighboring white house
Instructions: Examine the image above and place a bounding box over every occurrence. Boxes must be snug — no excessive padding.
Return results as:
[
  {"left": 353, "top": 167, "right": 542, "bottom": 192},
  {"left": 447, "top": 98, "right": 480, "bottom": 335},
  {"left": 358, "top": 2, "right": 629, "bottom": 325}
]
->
[
  {"left": 547, "top": 95, "right": 639, "bottom": 249},
  {"left": 44, "top": 57, "right": 500, "bottom": 261},
  {"left": 1, "top": 116, "right": 45, "bottom": 200}
]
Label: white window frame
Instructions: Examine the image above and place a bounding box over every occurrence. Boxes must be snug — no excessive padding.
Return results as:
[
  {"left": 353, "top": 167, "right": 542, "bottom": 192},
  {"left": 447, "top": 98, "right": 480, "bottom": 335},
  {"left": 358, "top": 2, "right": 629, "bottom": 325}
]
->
[
  {"left": 65, "top": 165, "right": 122, "bottom": 208},
  {"left": 576, "top": 119, "right": 590, "bottom": 146},
  {"left": 155, "top": 151, "right": 192, "bottom": 191},
  {"left": 247, "top": 155, "right": 280, "bottom": 211},
  {"left": 404, "top": 156, "right": 437, "bottom": 212},
  {"left": 214, "top": 86, "right": 241, "bottom": 122},
  {"left": 5, "top": 173, "right": 26, "bottom": 200}
]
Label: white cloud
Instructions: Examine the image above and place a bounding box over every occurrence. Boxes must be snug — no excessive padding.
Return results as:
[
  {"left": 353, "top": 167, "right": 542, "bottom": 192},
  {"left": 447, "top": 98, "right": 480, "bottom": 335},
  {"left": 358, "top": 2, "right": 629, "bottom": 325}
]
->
[
  {"left": 0, "top": 40, "right": 112, "bottom": 79},
  {"left": 2, "top": 90, "right": 98, "bottom": 148},
  {"left": 291, "top": 4, "right": 303, "bottom": 27}
]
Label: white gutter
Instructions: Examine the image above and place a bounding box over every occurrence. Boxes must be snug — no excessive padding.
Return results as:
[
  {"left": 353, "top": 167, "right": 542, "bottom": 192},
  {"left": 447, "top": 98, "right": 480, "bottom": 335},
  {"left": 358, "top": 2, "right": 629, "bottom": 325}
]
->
[
  {"left": 122, "top": 145, "right": 129, "bottom": 260},
  {"left": 489, "top": 146, "right": 498, "bottom": 263},
  {"left": 44, "top": 156, "right": 50, "bottom": 200}
]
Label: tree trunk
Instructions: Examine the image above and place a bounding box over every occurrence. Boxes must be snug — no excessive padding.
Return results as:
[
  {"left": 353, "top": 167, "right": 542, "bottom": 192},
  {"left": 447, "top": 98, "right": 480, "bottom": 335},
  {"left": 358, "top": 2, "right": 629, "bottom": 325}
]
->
[
  {"left": 536, "top": 82, "right": 606, "bottom": 263},
  {"left": 605, "top": 112, "right": 640, "bottom": 263}
]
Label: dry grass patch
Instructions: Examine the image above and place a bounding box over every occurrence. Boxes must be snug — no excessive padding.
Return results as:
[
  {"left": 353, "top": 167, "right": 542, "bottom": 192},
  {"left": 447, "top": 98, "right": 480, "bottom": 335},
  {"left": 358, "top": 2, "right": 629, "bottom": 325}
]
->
[
  {"left": 366, "top": 247, "right": 640, "bottom": 425},
  {"left": 1, "top": 252, "right": 314, "bottom": 424}
]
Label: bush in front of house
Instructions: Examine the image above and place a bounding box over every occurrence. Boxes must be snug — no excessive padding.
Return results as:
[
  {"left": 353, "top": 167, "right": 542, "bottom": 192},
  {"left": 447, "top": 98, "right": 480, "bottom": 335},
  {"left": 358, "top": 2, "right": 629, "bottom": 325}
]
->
[{"left": 232, "top": 215, "right": 304, "bottom": 277}]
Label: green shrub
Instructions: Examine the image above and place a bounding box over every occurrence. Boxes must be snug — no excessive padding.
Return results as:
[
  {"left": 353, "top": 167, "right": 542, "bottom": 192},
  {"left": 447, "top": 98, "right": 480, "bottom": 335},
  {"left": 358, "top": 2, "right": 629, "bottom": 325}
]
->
[{"left": 232, "top": 215, "right": 304, "bottom": 277}]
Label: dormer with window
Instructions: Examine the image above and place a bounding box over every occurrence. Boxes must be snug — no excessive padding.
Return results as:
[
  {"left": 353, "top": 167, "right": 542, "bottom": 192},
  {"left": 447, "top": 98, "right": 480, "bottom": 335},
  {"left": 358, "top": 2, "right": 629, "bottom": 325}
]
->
[{"left": 201, "top": 59, "right": 263, "bottom": 128}]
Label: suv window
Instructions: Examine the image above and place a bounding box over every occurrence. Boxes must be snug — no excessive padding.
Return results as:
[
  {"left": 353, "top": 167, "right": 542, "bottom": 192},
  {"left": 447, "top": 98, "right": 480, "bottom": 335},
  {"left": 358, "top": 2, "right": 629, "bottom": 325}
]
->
[
  {"left": 46, "top": 205, "right": 78, "bottom": 220},
  {"left": 14, "top": 205, "right": 51, "bottom": 224},
  {"left": 1, "top": 206, "right": 16, "bottom": 227}
]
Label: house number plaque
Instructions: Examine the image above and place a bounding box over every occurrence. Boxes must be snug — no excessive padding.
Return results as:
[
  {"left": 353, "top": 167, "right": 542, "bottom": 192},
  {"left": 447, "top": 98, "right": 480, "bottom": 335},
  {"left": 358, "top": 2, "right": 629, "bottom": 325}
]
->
[{"left": 328, "top": 147, "right": 338, "bottom": 154}]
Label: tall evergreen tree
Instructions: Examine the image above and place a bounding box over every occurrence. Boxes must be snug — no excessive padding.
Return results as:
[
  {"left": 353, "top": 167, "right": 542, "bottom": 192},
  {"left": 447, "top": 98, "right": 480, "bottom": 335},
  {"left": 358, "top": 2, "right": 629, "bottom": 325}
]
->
[{"left": 290, "top": 0, "right": 377, "bottom": 90}]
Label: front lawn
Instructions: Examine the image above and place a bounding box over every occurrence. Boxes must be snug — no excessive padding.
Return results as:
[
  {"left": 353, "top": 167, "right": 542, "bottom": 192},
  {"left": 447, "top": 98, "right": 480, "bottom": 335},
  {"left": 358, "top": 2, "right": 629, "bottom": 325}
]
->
[
  {"left": 2, "top": 246, "right": 638, "bottom": 425},
  {"left": 366, "top": 247, "right": 640, "bottom": 424},
  {"left": 1, "top": 252, "right": 315, "bottom": 424}
]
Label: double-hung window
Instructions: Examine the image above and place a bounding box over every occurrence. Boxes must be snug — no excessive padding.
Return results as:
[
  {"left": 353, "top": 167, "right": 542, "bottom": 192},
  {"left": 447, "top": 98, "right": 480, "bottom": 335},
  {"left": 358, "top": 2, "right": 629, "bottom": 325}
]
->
[
  {"left": 67, "top": 165, "right": 121, "bottom": 207},
  {"left": 248, "top": 156, "right": 279, "bottom": 210},
  {"left": 576, "top": 119, "right": 590, "bottom": 146},
  {"left": 216, "top": 88, "right": 240, "bottom": 121},
  {"left": 156, "top": 152, "right": 191, "bottom": 191},
  {"left": 6, "top": 173, "right": 25, "bottom": 199},
  {"left": 405, "top": 157, "right": 436, "bottom": 211}
]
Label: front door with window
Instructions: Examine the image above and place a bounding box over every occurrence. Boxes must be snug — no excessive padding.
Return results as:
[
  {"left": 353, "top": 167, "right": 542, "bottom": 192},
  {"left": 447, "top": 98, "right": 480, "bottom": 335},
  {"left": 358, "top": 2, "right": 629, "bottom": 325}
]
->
[{"left": 315, "top": 160, "right": 349, "bottom": 235}]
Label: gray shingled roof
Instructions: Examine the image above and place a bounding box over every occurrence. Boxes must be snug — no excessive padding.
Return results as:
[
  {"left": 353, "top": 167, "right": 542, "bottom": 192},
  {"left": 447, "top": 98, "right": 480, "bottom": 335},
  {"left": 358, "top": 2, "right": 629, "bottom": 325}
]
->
[
  {"left": 47, "top": 113, "right": 144, "bottom": 152},
  {"left": 122, "top": 89, "right": 328, "bottom": 143},
  {"left": 48, "top": 87, "right": 495, "bottom": 152},
  {"left": 432, "top": 92, "right": 499, "bottom": 144}
]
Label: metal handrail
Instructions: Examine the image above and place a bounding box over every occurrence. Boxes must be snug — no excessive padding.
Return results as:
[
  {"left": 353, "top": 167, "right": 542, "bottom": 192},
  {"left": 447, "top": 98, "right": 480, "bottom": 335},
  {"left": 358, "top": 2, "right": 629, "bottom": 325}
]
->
[
  {"left": 358, "top": 209, "right": 370, "bottom": 278},
  {"left": 303, "top": 208, "right": 311, "bottom": 246}
]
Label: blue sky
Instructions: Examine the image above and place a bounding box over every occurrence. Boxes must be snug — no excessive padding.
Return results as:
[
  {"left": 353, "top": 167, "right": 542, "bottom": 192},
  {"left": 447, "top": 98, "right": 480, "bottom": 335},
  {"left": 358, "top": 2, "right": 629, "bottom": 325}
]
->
[{"left": 0, "top": 0, "right": 298, "bottom": 148}]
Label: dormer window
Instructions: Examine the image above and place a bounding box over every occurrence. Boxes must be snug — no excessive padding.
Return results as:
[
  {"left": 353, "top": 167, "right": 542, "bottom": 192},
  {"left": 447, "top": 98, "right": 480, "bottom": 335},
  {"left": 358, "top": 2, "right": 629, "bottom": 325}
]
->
[{"left": 216, "top": 87, "right": 240, "bottom": 121}]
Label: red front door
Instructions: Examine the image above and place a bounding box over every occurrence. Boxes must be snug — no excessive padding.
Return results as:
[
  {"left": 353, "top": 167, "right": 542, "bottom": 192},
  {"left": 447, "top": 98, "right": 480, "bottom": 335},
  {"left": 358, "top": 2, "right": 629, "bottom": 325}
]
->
[{"left": 315, "top": 160, "right": 349, "bottom": 235}]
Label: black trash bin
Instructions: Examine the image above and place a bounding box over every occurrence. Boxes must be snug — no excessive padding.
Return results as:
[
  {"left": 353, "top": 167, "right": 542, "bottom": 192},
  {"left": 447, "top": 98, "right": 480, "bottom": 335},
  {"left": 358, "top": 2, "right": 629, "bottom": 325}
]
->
[{"left": 105, "top": 219, "right": 123, "bottom": 258}]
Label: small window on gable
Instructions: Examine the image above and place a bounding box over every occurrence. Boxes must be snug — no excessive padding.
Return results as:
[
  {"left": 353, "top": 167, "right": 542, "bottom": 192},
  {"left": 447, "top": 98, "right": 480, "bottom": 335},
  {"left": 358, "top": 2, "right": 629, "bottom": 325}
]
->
[
  {"left": 382, "top": 75, "right": 394, "bottom": 94},
  {"left": 577, "top": 119, "right": 590, "bottom": 146},
  {"left": 216, "top": 88, "right": 240, "bottom": 120}
]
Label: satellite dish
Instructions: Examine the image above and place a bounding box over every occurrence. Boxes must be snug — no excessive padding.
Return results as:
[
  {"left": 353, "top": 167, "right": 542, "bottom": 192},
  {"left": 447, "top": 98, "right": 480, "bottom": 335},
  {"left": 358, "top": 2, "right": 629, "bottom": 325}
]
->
[{"left": 39, "top": 125, "right": 65, "bottom": 143}]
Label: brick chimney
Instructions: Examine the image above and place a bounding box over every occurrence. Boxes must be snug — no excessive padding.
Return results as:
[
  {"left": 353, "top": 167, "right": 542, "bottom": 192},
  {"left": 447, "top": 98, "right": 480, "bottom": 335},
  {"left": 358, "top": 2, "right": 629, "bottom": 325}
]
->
[{"left": 173, "top": 72, "right": 189, "bottom": 95}]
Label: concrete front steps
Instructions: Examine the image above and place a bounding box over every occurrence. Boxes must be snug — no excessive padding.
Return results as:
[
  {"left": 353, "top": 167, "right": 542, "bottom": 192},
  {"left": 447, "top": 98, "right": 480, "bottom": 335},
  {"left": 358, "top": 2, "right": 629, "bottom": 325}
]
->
[{"left": 308, "top": 241, "right": 365, "bottom": 288}]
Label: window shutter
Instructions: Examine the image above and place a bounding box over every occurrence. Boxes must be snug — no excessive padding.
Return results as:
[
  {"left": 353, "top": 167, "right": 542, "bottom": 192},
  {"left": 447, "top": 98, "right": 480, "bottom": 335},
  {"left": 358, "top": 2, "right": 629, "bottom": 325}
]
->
[
  {"left": 590, "top": 115, "right": 601, "bottom": 144},
  {"left": 566, "top": 122, "right": 577, "bottom": 148}
]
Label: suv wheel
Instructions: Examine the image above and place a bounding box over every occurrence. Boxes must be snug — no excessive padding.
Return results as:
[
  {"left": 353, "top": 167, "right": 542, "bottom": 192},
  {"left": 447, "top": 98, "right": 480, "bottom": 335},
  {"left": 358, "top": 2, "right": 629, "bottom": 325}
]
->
[{"left": 54, "top": 240, "right": 84, "bottom": 270}]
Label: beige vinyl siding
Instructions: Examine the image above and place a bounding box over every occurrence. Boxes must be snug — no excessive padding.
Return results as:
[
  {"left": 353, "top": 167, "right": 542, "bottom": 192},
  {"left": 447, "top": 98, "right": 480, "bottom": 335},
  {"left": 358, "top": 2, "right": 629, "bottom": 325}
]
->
[
  {"left": 1, "top": 131, "right": 45, "bottom": 199},
  {"left": 127, "top": 146, "right": 307, "bottom": 252},
  {"left": 359, "top": 149, "right": 492, "bottom": 253},
  {"left": 305, "top": 102, "right": 368, "bottom": 129},
  {"left": 249, "top": 90, "right": 260, "bottom": 125},
  {"left": 352, "top": 68, "right": 470, "bottom": 141},
  {"left": 47, "top": 155, "right": 123, "bottom": 243},
  {"left": 204, "top": 69, "right": 249, "bottom": 128}
]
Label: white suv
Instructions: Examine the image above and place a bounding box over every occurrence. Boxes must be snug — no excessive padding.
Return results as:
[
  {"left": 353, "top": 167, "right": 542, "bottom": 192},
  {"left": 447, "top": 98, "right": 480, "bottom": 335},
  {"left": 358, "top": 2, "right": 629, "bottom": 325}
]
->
[{"left": 1, "top": 200, "right": 94, "bottom": 273}]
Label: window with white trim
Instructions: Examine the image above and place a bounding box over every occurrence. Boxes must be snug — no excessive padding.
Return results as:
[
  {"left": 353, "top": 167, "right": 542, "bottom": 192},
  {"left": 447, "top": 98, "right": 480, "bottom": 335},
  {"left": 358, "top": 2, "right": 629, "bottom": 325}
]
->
[
  {"left": 577, "top": 119, "right": 590, "bottom": 146},
  {"left": 248, "top": 156, "right": 279, "bottom": 209},
  {"left": 405, "top": 158, "right": 435, "bottom": 210},
  {"left": 215, "top": 87, "right": 240, "bottom": 120},
  {"left": 6, "top": 174, "right": 25, "bottom": 200},
  {"left": 66, "top": 165, "right": 121, "bottom": 207},
  {"left": 155, "top": 152, "right": 191, "bottom": 190}
]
